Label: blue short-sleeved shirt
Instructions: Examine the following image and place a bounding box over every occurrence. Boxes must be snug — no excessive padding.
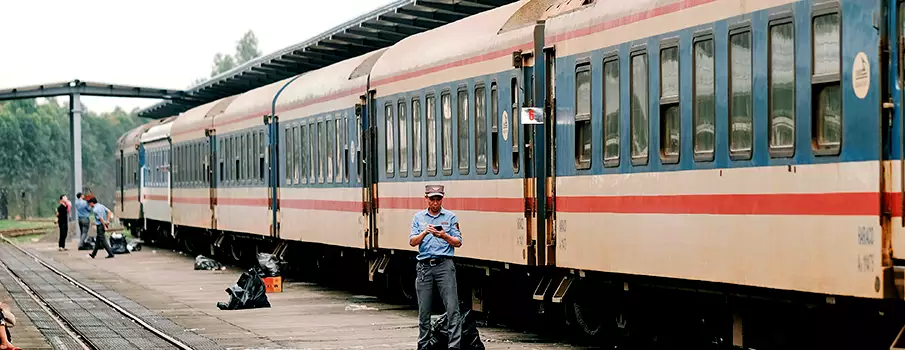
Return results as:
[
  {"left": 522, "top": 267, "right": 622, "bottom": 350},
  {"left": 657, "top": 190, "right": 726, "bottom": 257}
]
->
[
  {"left": 410, "top": 208, "right": 462, "bottom": 261},
  {"left": 92, "top": 204, "right": 110, "bottom": 225},
  {"left": 75, "top": 199, "right": 90, "bottom": 219}
]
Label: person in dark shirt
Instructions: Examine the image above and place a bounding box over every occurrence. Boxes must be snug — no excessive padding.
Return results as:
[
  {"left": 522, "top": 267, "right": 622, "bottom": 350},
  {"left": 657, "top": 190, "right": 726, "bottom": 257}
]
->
[{"left": 55, "top": 195, "right": 69, "bottom": 251}]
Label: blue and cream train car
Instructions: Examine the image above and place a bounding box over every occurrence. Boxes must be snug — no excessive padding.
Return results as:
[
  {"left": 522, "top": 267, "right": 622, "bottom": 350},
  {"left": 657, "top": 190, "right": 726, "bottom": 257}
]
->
[{"left": 116, "top": 0, "right": 905, "bottom": 347}]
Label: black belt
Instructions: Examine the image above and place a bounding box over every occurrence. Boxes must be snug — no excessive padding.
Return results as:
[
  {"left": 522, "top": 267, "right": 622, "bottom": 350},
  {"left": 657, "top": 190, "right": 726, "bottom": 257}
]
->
[{"left": 420, "top": 257, "right": 446, "bottom": 266}]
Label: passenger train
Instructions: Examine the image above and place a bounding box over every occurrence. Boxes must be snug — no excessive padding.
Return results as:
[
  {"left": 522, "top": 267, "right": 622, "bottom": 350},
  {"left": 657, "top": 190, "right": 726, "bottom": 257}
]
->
[{"left": 115, "top": 0, "right": 905, "bottom": 347}]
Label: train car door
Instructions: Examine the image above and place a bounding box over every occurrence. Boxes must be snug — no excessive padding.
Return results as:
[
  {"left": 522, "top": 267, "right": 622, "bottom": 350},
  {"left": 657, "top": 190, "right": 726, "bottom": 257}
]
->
[
  {"left": 361, "top": 91, "right": 378, "bottom": 250},
  {"left": 543, "top": 45, "right": 556, "bottom": 267},
  {"left": 206, "top": 131, "right": 217, "bottom": 230},
  {"left": 118, "top": 150, "right": 125, "bottom": 210}
]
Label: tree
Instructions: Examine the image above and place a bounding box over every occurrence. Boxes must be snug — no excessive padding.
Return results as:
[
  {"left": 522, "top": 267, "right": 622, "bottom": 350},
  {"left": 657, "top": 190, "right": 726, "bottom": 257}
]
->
[
  {"left": 234, "top": 30, "right": 261, "bottom": 65},
  {"left": 207, "top": 30, "right": 262, "bottom": 78},
  {"left": 211, "top": 52, "right": 237, "bottom": 78}
]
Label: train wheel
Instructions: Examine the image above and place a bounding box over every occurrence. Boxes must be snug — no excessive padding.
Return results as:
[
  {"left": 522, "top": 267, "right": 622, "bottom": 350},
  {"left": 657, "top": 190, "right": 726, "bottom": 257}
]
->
[
  {"left": 229, "top": 238, "right": 244, "bottom": 262},
  {"left": 565, "top": 280, "right": 637, "bottom": 347}
]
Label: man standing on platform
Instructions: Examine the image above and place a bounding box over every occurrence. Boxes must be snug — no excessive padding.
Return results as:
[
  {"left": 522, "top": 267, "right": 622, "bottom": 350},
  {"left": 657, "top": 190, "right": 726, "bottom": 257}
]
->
[
  {"left": 74, "top": 193, "right": 90, "bottom": 249},
  {"left": 409, "top": 184, "right": 463, "bottom": 350},
  {"left": 55, "top": 195, "right": 69, "bottom": 251},
  {"left": 86, "top": 197, "right": 115, "bottom": 259}
]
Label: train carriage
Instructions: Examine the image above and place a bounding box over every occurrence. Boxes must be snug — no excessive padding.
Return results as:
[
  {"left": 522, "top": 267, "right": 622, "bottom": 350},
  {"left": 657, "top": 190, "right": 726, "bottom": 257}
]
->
[
  {"left": 170, "top": 96, "right": 237, "bottom": 249},
  {"left": 210, "top": 82, "right": 283, "bottom": 239},
  {"left": 139, "top": 118, "right": 175, "bottom": 237},
  {"left": 115, "top": 121, "right": 156, "bottom": 231},
  {"left": 370, "top": 0, "right": 536, "bottom": 267},
  {"left": 274, "top": 49, "right": 383, "bottom": 249}
]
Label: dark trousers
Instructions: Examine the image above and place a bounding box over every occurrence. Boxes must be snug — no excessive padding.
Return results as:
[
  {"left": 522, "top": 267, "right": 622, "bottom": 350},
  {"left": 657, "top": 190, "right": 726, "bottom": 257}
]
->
[
  {"left": 58, "top": 223, "right": 68, "bottom": 248},
  {"left": 415, "top": 258, "right": 461, "bottom": 349},
  {"left": 90, "top": 224, "right": 114, "bottom": 257},
  {"left": 78, "top": 218, "right": 90, "bottom": 245}
]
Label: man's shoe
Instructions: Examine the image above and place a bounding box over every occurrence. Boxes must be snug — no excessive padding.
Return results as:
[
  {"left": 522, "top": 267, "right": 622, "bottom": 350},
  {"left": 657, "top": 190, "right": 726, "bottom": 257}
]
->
[
  {"left": 105, "top": 255, "right": 115, "bottom": 259},
  {"left": 87, "top": 254, "right": 95, "bottom": 259}
]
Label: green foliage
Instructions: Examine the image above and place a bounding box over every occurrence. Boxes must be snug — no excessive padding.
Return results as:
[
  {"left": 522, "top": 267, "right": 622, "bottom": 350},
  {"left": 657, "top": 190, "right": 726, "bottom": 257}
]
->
[
  {"left": 0, "top": 99, "right": 145, "bottom": 218},
  {"left": 191, "top": 29, "right": 262, "bottom": 87}
]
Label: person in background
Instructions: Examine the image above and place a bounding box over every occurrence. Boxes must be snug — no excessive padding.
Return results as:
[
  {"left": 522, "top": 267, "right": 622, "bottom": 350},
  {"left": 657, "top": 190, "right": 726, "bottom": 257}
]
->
[
  {"left": 0, "top": 301, "right": 18, "bottom": 350},
  {"left": 55, "top": 195, "right": 69, "bottom": 251},
  {"left": 74, "top": 193, "right": 90, "bottom": 248},
  {"left": 86, "top": 197, "right": 115, "bottom": 259}
]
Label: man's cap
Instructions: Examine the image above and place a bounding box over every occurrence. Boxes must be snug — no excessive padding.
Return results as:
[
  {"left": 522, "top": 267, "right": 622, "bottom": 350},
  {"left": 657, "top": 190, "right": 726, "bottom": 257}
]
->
[{"left": 425, "top": 185, "right": 445, "bottom": 198}]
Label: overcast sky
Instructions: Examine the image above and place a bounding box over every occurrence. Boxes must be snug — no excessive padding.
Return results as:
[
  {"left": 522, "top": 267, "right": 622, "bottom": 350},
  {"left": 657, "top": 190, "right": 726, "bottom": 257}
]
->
[{"left": 0, "top": 0, "right": 395, "bottom": 114}]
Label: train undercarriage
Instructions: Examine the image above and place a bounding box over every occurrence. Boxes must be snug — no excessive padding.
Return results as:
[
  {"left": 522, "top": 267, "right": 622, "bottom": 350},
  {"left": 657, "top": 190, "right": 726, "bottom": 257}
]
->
[{"left": 120, "top": 222, "right": 905, "bottom": 349}]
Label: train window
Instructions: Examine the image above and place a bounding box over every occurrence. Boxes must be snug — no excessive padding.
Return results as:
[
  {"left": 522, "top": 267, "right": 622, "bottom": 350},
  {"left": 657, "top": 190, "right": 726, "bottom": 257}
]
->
[
  {"left": 769, "top": 19, "right": 795, "bottom": 157},
  {"left": 812, "top": 11, "right": 841, "bottom": 154},
  {"left": 631, "top": 52, "right": 649, "bottom": 164},
  {"left": 336, "top": 118, "right": 343, "bottom": 183},
  {"left": 398, "top": 102, "right": 408, "bottom": 177},
  {"left": 319, "top": 121, "right": 326, "bottom": 184},
  {"left": 457, "top": 89, "right": 469, "bottom": 175},
  {"left": 412, "top": 98, "right": 423, "bottom": 177},
  {"left": 252, "top": 132, "right": 258, "bottom": 182},
  {"left": 603, "top": 58, "right": 620, "bottom": 167},
  {"left": 427, "top": 95, "right": 438, "bottom": 176},
  {"left": 694, "top": 37, "right": 716, "bottom": 161},
  {"left": 575, "top": 63, "right": 592, "bottom": 170},
  {"left": 660, "top": 45, "right": 680, "bottom": 163},
  {"left": 729, "top": 29, "right": 753, "bottom": 159},
  {"left": 511, "top": 78, "right": 520, "bottom": 173},
  {"left": 442, "top": 92, "right": 453, "bottom": 175},
  {"left": 295, "top": 127, "right": 302, "bottom": 185},
  {"left": 300, "top": 125, "right": 308, "bottom": 184},
  {"left": 249, "top": 132, "right": 255, "bottom": 183},
  {"left": 475, "top": 85, "right": 488, "bottom": 174},
  {"left": 385, "top": 104, "right": 394, "bottom": 177},
  {"left": 344, "top": 115, "right": 350, "bottom": 183},
  {"left": 490, "top": 84, "right": 499, "bottom": 174},
  {"left": 234, "top": 136, "right": 240, "bottom": 183},
  {"left": 308, "top": 124, "right": 315, "bottom": 182},
  {"left": 327, "top": 118, "right": 335, "bottom": 183},
  {"left": 217, "top": 142, "right": 222, "bottom": 184},
  {"left": 286, "top": 128, "right": 293, "bottom": 185},
  {"left": 241, "top": 134, "right": 247, "bottom": 182}
]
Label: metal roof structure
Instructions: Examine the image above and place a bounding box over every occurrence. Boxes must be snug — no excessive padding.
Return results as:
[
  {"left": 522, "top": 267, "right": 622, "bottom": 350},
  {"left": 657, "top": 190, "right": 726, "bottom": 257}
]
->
[
  {"left": 138, "top": 0, "right": 518, "bottom": 119},
  {"left": 0, "top": 80, "right": 197, "bottom": 103}
]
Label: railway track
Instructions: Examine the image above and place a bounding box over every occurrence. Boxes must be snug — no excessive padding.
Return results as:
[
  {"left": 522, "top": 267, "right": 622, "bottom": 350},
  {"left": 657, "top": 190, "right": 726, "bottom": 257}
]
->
[{"left": 0, "top": 235, "right": 196, "bottom": 350}]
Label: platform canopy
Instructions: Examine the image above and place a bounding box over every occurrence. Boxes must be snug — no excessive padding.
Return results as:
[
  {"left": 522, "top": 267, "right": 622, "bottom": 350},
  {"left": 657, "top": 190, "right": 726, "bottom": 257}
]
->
[{"left": 138, "top": 0, "right": 517, "bottom": 119}]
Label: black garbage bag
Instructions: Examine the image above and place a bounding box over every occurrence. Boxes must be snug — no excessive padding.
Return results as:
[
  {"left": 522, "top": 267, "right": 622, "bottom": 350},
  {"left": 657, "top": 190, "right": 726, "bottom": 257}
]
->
[
  {"left": 109, "top": 233, "right": 129, "bottom": 254},
  {"left": 217, "top": 268, "right": 271, "bottom": 310},
  {"left": 78, "top": 236, "right": 95, "bottom": 251},
  {"left": 256, "top": 253, "right": 282, "bottom": 277},
  {"left": 425, "top": 309, "right": 485, "bottom": 350},
  {"left": 194, "top": 255, "right": 224, "bottom": 270},
  {"left": 127, "top": 238, "right": 143, "bottom": 252}
]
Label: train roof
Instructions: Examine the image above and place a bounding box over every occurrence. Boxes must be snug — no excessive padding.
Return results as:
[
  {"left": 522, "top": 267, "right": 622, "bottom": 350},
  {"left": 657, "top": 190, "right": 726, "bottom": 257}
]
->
[
  {"left": 117, "top": 120, "right": 158, "bottom": 154},
  {"left": 276, "top": 48, "right": 387, "bottom": 121},
  {"left": 370, "top": 0, "right": 532, "bottom": 88},
  {"left": 171, "top": 96, "right": 237, "bottom": 143},
  {"left": 141, "top": 116, "right": 175, "bottom": 144}
]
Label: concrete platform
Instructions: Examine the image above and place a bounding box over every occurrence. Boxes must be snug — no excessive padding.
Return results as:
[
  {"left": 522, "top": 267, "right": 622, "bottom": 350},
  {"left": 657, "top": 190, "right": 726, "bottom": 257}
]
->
[{"left": 10, "top": 236, "right": 582, "bottom": 349}]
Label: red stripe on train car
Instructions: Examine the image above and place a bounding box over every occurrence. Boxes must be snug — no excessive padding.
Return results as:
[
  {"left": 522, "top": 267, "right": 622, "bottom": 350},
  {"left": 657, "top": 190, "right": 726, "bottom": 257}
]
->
[
  {"left": 379, "top": 197, "right": 525, "bottom": 213},
  {"left": 172, "top": 197, "right": 210, "bottom": 205},
  {"left": 279, "top": 199, "right": 361, "bottom": 212},
  {"left": 556, "top": 192, "right": 881, "bottom": 216}
]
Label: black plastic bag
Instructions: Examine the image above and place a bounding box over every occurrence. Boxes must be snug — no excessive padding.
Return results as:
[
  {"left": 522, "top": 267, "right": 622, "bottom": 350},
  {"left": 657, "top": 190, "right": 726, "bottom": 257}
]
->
[
  {"left": 194, "top": 255, "right": 224, "bottom": 270},
  {"left": 256, "top": 253, "right": 282, "bottom": 277},
  {"left": 217, "top": 268, "right": 271, "bottom": 310},
  {"left": 425, "top": 309, "right": 485, "bottom": 350},
  {"left": 127, "top": 239, "right": 143, "bottom": 252},
  {"left": 78, "top": 236, "right": 95, "bottom": 251},
  {"left": 109, "top": 233, "right": 129, "bottom": 254}
]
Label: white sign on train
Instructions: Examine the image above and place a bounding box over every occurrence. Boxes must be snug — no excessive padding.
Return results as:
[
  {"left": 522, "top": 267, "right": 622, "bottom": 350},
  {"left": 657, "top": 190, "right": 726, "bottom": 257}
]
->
[{"left": 520, "top": 107, "right": 544, "bottom": 125}]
